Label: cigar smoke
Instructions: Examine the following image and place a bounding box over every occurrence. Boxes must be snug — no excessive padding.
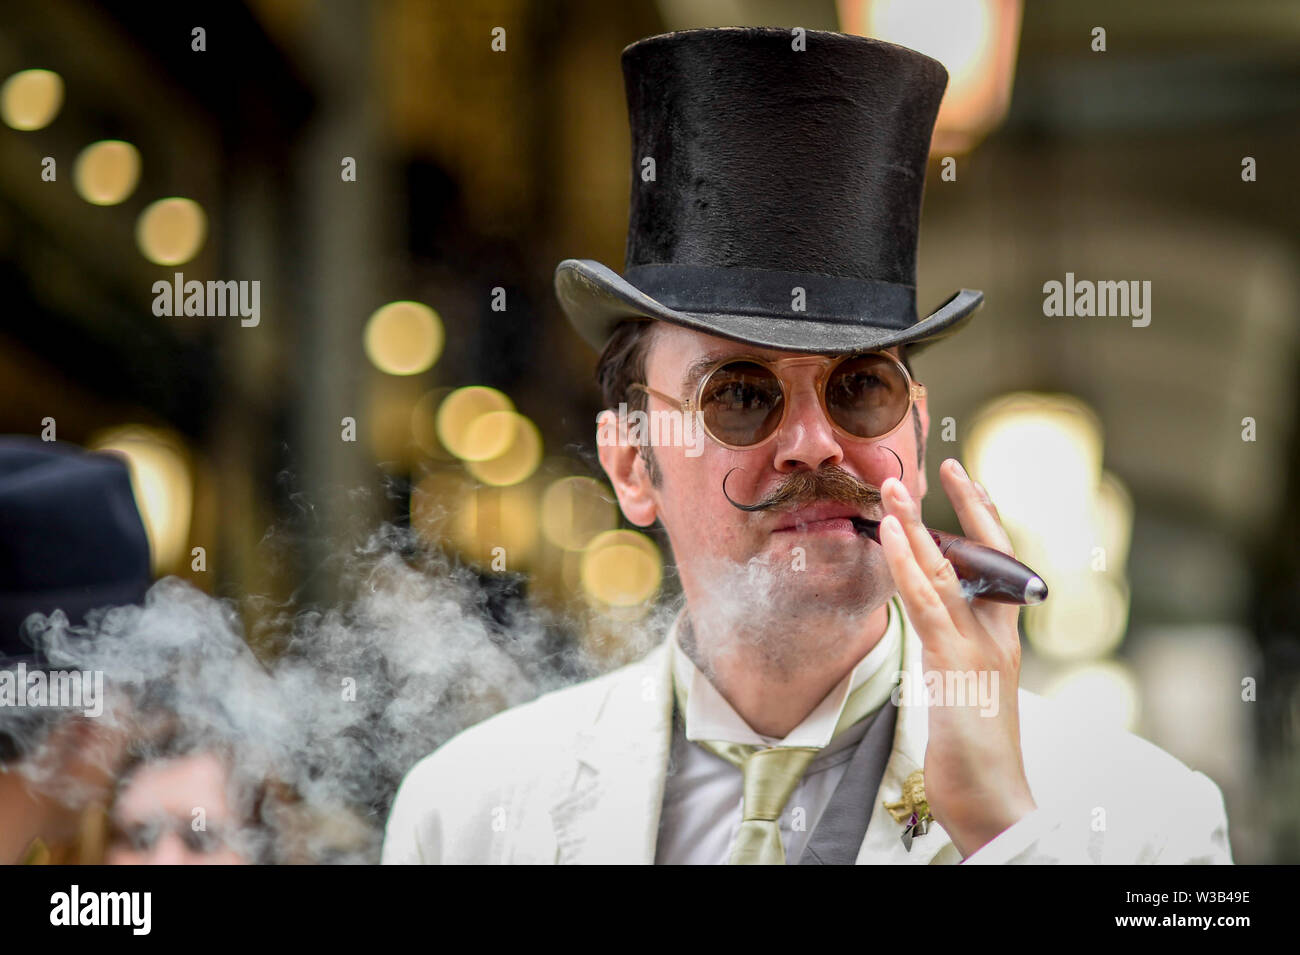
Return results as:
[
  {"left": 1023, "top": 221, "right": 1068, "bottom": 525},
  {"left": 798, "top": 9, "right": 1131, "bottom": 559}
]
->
[
  {"left": 1, "top": 462, "right": 900, "bottom": 861},
  {"left": 1, "top": 495, "right": 666, "bottom": 863}
]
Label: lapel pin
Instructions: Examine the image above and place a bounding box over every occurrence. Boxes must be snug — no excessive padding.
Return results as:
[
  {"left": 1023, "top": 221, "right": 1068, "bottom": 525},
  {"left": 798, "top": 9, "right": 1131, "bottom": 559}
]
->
[{"left": 883, "top": 769, "right": 933, "bottom": 852}]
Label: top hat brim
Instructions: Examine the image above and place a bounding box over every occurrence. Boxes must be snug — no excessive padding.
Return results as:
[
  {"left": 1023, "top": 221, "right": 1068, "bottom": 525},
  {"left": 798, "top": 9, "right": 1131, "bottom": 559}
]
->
[{"left": 555, "top": 259, "right": 982, "bottom": 356}]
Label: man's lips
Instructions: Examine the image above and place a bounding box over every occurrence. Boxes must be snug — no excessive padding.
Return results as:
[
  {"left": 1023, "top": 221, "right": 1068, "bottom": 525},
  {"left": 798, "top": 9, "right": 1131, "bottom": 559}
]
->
[{"left": 771, "top": 504, "right": 880, "bottom": 535}]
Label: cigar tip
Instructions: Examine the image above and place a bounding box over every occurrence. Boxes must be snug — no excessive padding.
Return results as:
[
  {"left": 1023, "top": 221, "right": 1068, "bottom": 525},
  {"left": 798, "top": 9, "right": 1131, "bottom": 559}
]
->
[{"left": 1024, "top": 576, "right": 1048, "bottom": 605}]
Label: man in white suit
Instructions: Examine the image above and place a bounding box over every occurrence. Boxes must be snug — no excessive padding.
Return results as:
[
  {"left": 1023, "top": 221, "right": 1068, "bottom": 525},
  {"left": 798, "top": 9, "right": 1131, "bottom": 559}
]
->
[{"left": 383, "top": 27, "right": 1232, "bottom": 865}]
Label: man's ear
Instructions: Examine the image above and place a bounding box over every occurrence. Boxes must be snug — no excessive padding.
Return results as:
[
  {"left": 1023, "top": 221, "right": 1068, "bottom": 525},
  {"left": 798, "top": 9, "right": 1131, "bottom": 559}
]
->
[{"left": 596, "top": 409, "right": 659, "bottom": 527}]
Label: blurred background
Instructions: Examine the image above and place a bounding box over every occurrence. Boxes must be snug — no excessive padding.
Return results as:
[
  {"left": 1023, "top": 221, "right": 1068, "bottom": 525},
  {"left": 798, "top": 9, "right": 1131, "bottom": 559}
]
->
[{"left": 1, "top": 0, "right": 1297, "bottom": 862}]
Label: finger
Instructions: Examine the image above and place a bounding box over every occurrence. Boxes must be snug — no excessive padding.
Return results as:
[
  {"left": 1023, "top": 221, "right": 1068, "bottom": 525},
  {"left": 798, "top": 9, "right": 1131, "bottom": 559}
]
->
[
  {"left": 878, "top": 513, "right": 961, "bottom": 650},
  {"left": 881, "top": 478, "right": 980, "bottom": 637},
  {"left": 939, "top": 460, "right": 1021, "bottom": 632},
  {"left": 939, "top": 459, "right": 1015, "bottom": 557}
]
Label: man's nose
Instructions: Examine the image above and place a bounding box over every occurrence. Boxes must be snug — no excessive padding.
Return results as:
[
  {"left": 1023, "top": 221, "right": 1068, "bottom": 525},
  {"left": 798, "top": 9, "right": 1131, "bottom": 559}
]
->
[
  {"left": 146, "top": 832, "right": 190, "bottom": 865},
  {"left": 771, "top": 384, "right": 844, "bottom": 472}
]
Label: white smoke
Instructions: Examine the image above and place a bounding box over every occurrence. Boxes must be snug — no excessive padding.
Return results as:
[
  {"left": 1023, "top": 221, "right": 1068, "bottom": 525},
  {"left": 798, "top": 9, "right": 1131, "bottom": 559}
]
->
[{"left": 4, "top": 517, "right": 662, "bottom": 864}]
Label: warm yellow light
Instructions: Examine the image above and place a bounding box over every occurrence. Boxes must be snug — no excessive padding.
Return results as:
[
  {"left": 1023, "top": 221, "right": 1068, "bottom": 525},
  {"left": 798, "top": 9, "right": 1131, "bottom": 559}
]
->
[
  {"left": 867, "top": 0, "right": 991, "bottom": 86},
  {"left": 965, "top": 393, "right": 1104, "bottom": 539},
  {"left": 366, "top": 374, "right": 425, "bottom": 466},
  {"left": 436, "top": 386, "right": 513, "bottom": 459},
  {"left": 966, "top": 393, "right": 1133, "bottom": 661},
  {"left": 541, "top": 476, "right": 618, "bottom": 551},
  {"left": 410, "top": 469, "right": 473, "bottom": 545},
  {"left": 1095, "top": 470, "right": 1134, "bottom": 576},
  {"left": 1042, "top": 660, "right": 1140, "bottom": 733},
  {"left": 89, "top": 426, "right": 192, "bottom": 575},
  {"left": 73, "top": 140, "right": 141, "bottom": 205},
  {"left": 580, "top": 529, "right": 662, "bottom": 608},
  {"left": 464, "top": 412, "right": 542, "bottom": 486},
  {"left": 363, "top": 301, "right": 444, "bottom": 376},
  {"left": 839, "top": 0, "right": 1022, "bottom": 154},
  {"left": 136, "top": 198, "right": 207, "bottom": 265},
  {"left": 410, "top": 388, "right": 454, "bottom": 458},
  {"left": 451, "top": 483, "right": 539, "bottom": 568},
  {"left": 1, "top": 69, "right": 64, "bottom": 130},
  {"left": 1024, "top": 571, "right": 1129, "bottom": 662},
  {"left": 459, "top": 409, "right": 519, "bottom": 462}
]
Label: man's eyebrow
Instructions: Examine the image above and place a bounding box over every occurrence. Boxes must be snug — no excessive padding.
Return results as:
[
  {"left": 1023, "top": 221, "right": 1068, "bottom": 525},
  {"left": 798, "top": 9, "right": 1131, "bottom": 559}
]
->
[{"left": 679, "top": 352, "right": 734, "bottom": 396}]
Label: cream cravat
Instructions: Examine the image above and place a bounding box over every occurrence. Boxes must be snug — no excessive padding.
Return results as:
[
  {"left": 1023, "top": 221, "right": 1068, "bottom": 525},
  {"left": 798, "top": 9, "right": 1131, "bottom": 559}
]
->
[{"left": 672, "top": 601, "right": 903, "bottom": 865}]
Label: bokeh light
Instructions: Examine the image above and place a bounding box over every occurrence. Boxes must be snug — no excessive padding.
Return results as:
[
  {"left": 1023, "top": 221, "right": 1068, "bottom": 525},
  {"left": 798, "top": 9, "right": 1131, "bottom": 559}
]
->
[
  {"left": 367, "top": 374, "right": 425, "bottom": 466},
  {"left": 89, "top": 425, "right": 193, "bottom": 575},
  {"left": 410, "top": 468, "right": 472, "bottom": 545},
  {"left": 840, "top": 0, "right": 1021, "bottom": 154},
  {"left": 410, "top": 388, "right": 454, "bottom": 458},
  {"left": 435, "top": 386, "right": 513, "bottom": 459},
  {"left": 136, "top": 197, "right": 207, "bottom": 265},
  {"left": 452, "top": 484, "right": 540, "bottom": 568},
  {"left": 73, "top": 140, "right": 141, "bottom": 205},
  {"left": 580, "top": 528, "right": 662, "bottom": 608},
  {"left": 862, "top": 0, "right": 992, "bottom": 88},
  {"left": 966, "top": 392, "right": 1133, "bottom": 662},
  {"left": 1024, "top": 572, "right": 1131, "bottom": 661},
  {"left": 459, "top": 409, "right": 520, "bottom": 462},
  {"left": 1, "top": 69, "right": 64, "bottom": 130},
  {"left": 464, "top": 412, "right": 542, "bottom": 486},
  {"left": 412, "top": 469, "right": 542, "bottom": 568},
  {"left": 1095, "top": 471, "right": 1134, "bottom": 576},
  {"left": 541, "top": 476, "right": 618, "bottom": 551},
  {"left": 966, "top": 393, "right": 1104, "bottom": 538},
  {"left": 363, "top": 301, "right": 444, "bottom": 376}
]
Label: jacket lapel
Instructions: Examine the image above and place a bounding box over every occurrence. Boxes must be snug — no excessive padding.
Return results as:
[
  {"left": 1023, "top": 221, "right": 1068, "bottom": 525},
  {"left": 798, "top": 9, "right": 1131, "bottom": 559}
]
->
[
  {"left": 855, "top": 610, "right": 963, "bottom": 865},
  {"left": 799, "top": 700, "right": 896, "bottom": 864},
  {"left": 549, "top": 641, "right": 675, "bottom": 864},
  {"left": 548, "top": 605, "right": 961, "bottom": 865}
]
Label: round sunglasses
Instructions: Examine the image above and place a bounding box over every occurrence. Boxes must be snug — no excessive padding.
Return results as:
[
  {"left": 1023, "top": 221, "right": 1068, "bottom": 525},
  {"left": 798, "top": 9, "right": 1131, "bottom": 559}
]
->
[{"left": 630, "top": 351, "right": 925, "bottom": 451}]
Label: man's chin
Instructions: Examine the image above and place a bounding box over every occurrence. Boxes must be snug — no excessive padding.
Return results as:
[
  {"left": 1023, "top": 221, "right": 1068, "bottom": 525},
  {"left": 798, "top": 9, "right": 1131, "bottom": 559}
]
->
[
  {"left": 685, "top": 544, "right": 885, "bottom": 618},
  {"left": 743, "top": 562, "right": 881, "bottom": 616}
]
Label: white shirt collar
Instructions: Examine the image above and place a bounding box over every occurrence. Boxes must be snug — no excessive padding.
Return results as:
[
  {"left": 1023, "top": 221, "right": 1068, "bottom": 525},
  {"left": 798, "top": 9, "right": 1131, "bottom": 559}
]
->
[{"left": 669, "top": 597, "right": 902, "bottom": 749}]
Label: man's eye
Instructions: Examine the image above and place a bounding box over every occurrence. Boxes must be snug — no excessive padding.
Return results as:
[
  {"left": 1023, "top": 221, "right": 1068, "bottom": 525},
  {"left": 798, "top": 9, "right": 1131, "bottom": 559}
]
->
[
  {"left": 121, "top": 823, "right": 157, "bottom": 851},
  {"left": 183, "top": 827, "right": 222, "bottom": 853},
  {"left": 832, "top": 373, "right": 888, "bottom": 402},
  {"left": 711, "top": 381, "right": 773, "bottom": 409}
]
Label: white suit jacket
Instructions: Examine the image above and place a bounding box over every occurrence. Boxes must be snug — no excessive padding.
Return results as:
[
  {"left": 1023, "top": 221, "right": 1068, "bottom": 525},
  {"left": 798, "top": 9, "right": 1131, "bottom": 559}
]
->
[{"left": 383, "top": 605, "right": 1233, "bottom": 864}]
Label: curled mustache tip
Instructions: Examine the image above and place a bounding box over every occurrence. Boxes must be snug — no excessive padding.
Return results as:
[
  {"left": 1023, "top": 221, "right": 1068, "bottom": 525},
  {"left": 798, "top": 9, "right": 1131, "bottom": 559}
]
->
[
  {"left": 884, "top": 446, "right": 904, "bottom": 482},
  {"left": 722, "top": 466, "right": 768, "bottom": 511}
]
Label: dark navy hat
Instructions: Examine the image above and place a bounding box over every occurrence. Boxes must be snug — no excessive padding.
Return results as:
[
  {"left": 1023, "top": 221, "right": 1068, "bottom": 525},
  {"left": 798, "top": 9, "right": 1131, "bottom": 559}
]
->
[{"left": 0, "top": 437, "right": 152, "bottom": 664}]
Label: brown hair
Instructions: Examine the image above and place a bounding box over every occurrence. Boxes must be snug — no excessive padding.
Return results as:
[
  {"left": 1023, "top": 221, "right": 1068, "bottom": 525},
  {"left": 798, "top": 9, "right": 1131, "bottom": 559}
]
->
[{"left": 595, "top": 320, "right": 662, "bottom": 485}]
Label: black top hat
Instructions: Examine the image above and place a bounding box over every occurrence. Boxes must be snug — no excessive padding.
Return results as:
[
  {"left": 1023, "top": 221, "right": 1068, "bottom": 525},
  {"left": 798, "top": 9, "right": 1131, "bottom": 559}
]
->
[
  {"left": 555, "top": 27, "right": 983, "bottom": 354},
  {"left": 0, "top": 437, "right": 152, "bottom": 665}
]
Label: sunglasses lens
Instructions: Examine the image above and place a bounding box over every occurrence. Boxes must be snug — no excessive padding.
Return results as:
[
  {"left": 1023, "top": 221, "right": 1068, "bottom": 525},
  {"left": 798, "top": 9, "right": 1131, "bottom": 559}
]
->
[
  {"left": 825, "top": 354, "right": 909, "bottom": 438},
  {"left": 699, "top": 361, "right": 784, "bottom": 446}
]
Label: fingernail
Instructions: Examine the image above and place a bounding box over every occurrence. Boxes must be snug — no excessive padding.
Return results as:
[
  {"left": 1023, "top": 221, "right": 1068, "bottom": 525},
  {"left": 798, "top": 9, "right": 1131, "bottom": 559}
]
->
[
  {"left": 951, "top": 458, "right": 969, "bottom": 480},
  {"left": 882, "top": 515, "right": 902, "bottom": 537},
  {"left": 889, "top": 482, "right": 914, "bottom": 516}
]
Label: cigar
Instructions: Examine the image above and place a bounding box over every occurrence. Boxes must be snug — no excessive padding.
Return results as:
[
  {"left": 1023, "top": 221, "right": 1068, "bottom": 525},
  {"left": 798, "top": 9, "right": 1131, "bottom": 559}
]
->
[{"left": 850, "top": 518, "right": 1048, "bottom": 606}]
